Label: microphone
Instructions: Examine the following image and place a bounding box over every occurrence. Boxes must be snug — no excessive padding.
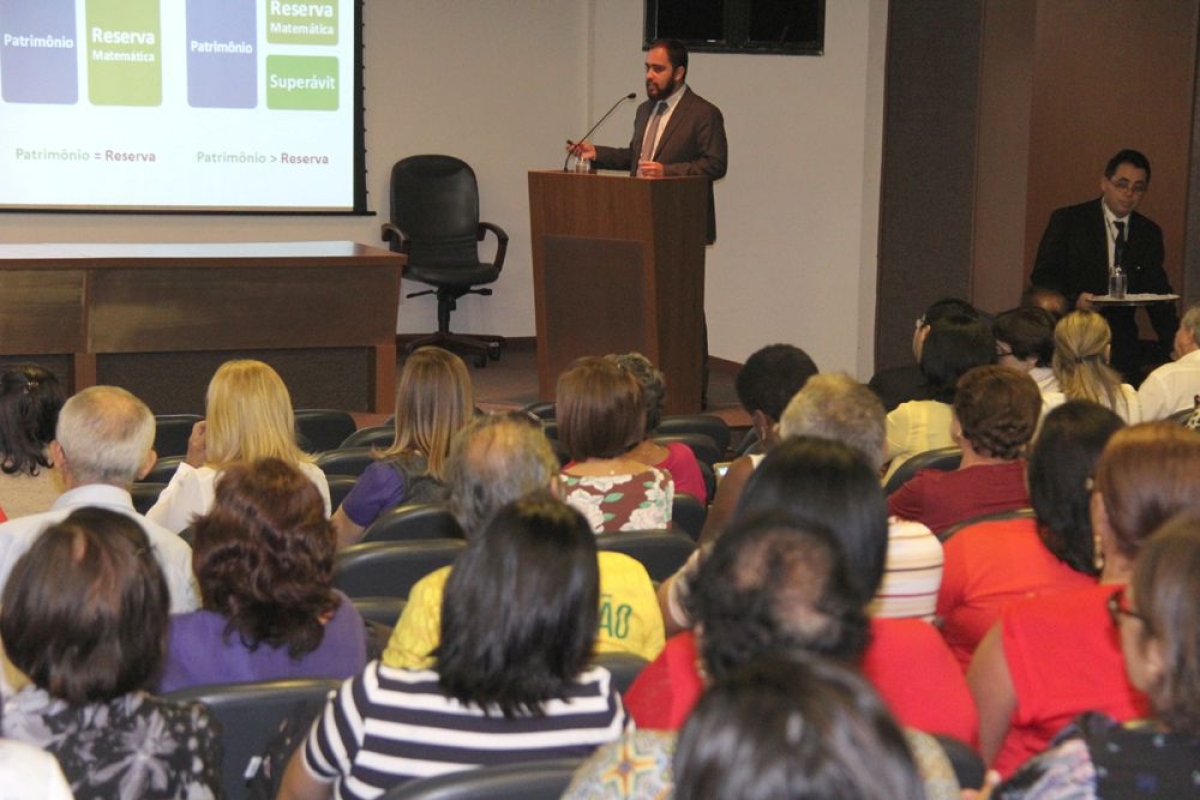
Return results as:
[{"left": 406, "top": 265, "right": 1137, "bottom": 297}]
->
[{"left": 563, "top": 92, "right": 637, "bottom": 171}]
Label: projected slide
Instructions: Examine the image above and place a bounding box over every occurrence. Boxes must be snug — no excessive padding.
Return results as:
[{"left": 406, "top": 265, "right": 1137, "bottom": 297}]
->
[{"left": 0, "top": 0, "right": 361, "bottom": 212}]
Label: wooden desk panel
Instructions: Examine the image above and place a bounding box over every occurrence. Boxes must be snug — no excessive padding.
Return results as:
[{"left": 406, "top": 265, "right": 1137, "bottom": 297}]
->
[{"left": 0, "top": 242, "right": 404, "bottom": 412}]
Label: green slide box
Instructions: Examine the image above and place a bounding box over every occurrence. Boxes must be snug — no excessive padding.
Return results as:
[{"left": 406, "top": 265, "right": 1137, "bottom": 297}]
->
[
  {"left": 86, "top": 0, "right": 162, "bottom": 106},
  {"left": 266, "top": 55, "right": 339, "bottom": 110},
  {"left": 266, "top": 1, "right": 338, "bottom": 45}
]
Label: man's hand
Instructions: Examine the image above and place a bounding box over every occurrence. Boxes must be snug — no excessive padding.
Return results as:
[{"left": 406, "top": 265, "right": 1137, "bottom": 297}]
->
[
  {"left": 1076, "top": 292, "right": 1096, "bottom": 310},
  {"left": 566, "top": 140, "right": 597, "bottom": 160},
  {"left": 637, "top": 160, "right": 664, "bottom": 178},
  {"left": 185, "top": 420, "right": 207, "bottom": 468}
]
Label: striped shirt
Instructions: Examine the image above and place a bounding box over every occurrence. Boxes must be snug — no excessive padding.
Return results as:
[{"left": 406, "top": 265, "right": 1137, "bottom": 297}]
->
[
  {"left": 869, "top": 518, "right": 944, "bottom": 622},
  {"left": 302, "top": 661, "right": 628, "bottom": 800}
]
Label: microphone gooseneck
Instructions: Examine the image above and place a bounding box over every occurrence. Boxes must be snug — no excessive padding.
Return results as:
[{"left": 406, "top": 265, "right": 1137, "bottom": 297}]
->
[{"left": 563, "top": 92, "right": 637, "bottom": 171}]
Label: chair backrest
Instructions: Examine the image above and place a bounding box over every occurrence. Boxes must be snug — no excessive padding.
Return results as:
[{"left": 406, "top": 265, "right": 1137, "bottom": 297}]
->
[
  {"left": 671, "top": 494, "right": 706, "bottom": 542},
  {"left": 130, "top": 482, "right": 167, "bottom": 515},
  {"left": 652, "top": 433, "right": 722, "bottom": 467},
  {"left": 295, "top": 409, "right": 358, "bottom": 454},
  {"left": 653, "top": 413, "right": 732, "bottom": 455},
  {"left": 596, "top": 530, "right": 697, "bottom": 583},
  {"left": 341, "top": 424, "right": 396, "bottom": 449},
  {"left": 381, "top": 757, "right": 583, "bottom": 800},
  {"left": 334, "top": 539, "right": 466, "bottom": 600},
  {"left": 326, "top": 474, "right": 358, "bottom": 514},
  {"left": 352, "top": 597, "right": 409, "bottom": 629},
  {"left": 592, "top": 652, "right": 649, "bottom": 695},
  {"left": 391, "top": 155, "right": 482, "bottom": 267},
  {"left": 937, "top": 507, "right": 1036, "bottom": 543},
  {"left": 520, "top": 400, "right": 557, "bottom": 420},
  {"left": 154, "top": 413, "right": 203, "bottom": 458},
  {"left": 163, "top": 677, "right": 342, "bottom": 800},
  {"left": 884, "top": 447, "right": 963, "bottom": 495},
  {"left": 315, "top": 446, "right": 376, "bottom": 478},
  {"left": 144, "top": 454, "right": 186, "bottom": 484},
  {"left": 361, "top": 503, "right": 465, "bottom": 544}
]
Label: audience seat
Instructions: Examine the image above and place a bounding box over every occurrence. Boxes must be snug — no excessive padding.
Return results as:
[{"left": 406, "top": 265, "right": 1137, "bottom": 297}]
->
[
  {"left": 361, "top": 504, "right": 465, "bottom": 544},
  {"left": 352, "top": 597, "right": 408, "bottom": 629},
  {"left": 144, "top": 454, "right": 185, "bottom": 484},
  {"left": 596, "top": 530, "right": 696, "bottom": 583},
  {"left": 653, "top": 413, "right": 731, "bottom": 456},
  {"left": 316, "top": 447, "right": 376, "bottom": 478},
  {"left": 883, "top": 447, "right": 962, "bottom": 495},
  {"left": 130, "top": 482, "right": 167, "bottom": 515},
  {"left": 295, "top": 409, "right": 358, "bottom": 454},
  {"left": 652, "top": 433, "right": 722, "bottom": 467},
  {"left": 164, "top": 677, "right": 342, "bottom": 800},
  {"left": 520, "top": 400, "right": 557, "bottom": 420},
  {"left": 380, "top": 757, "right": 583, "bottom": 800},
  {"left": 326, "top": 474, "right": 358, "bottom": 514},
  {"left": 154, "top": 414, "right": 203, "bottom": 458},
  {"left": 937, "top": 507, "right": 1036, "bottom": 543},
  {"left": 671, "top": 494, "right": 706, "bottom": 542},
  {"left": 341, "top": 425, "right": 396, "bottom": 449},
  {"left": 334, "top": 539, "right": 466, "bottom": 600},
  {"left": 593, "top": 652, "right": 649, "bottom": 695}
]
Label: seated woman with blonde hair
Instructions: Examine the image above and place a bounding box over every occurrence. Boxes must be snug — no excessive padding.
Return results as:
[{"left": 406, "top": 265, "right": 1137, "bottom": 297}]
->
[
  {"left": 159, "top": 458, "right": 367, "bottom": 692},
  {"left": 1043, "top": 310, "right": 1142, "bottom": 423},
  {"left": 332, "top": 346, "right": 473, "bottom": 547},
  {"left": 557, "top": 356, "right": 673, "bottom": 533},
  {"left": 147, "top": 359, "right": 330, "bottom": 533}
]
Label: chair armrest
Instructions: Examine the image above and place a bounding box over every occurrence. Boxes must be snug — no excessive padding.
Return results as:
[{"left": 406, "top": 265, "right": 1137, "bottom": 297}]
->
[
  {"left": 380, "top": 222, "right": 410, "bottom": 253},
  {"left": 478, "top": 221, "right": 508, "bottom": 271}
]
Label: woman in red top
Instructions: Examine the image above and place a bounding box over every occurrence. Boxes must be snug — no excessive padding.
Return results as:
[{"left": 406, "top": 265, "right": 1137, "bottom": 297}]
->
[
  {"left": 969, "top": 423, "right": 1200, "bottom": 777},
  {"left": 936, "top": 401, "right": 1124, "bottom": 669}
]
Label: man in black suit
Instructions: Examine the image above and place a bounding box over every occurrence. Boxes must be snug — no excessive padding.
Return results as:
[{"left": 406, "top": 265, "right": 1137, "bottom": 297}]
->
[
  {"left": 571, "top": 38, "right": 728, "bottom": 244},
  {"left": 1030, "top": 149, "right": 1178, "bottom": 380}
]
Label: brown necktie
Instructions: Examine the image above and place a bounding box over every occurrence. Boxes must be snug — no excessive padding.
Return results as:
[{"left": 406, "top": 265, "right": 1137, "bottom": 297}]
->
[{"left": 639, "top": 102, "right": 667, "bottom": 162}]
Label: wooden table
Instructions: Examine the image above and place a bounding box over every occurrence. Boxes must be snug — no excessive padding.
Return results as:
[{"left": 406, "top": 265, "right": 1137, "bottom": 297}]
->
[{"left": 0, "top": 241, "right": 405, "bottom": 412}]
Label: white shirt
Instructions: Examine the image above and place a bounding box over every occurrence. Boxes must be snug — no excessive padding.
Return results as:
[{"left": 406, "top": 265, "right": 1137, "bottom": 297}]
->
[
  {"left": 1102, "top": 201, "right": 1130, "bottom": 275},
  {"left": 0, "top": 484, "right": 199, "bottom": 613},
  {"left": 643, "top": 84, "right": 688, "bottom": 161},
  {"left": 1041, "top": 383, "right": 1143, "bottom": 425},
  {"left": 1138, "top": 348, "right": 1200, "bottom": 421},
  {"left": 146, "top": 460, "right": 332, "bottom": 534},
  {"left": 0, "top": 739, "right": 73, "bottom": 800}
]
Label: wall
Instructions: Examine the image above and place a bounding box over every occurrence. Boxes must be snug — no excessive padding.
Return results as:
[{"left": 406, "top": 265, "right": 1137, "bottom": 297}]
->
[{"left": 0, "top": 1, "right": 887, "bottom": 376}]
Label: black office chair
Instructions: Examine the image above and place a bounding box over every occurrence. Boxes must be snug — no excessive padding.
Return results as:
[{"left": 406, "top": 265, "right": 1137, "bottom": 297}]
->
[
  {"left": 326, "top": 474, "right": 358, "bottom": 514},
  {"left": 334, "top": 539, "right": 466, "bottom": 600},
  {"left": 341, "top": 424, "right": 395, "bottom": 449},
  {"left": 671, "top": 494, "right": 706, "bottom": 542},
  {"left": 144, "top": 454, "right": 185, "bottom": 484},
  {"left": 381, "top": 758, "right": 583, "bottom": 800},
  {"left": 361, "top": 503, "right": 465, "bottom": 544},
  {"left": 596, "top": 529, "right": 696, "bottom": 583},
  {"left": 884, "top": 446, "right": 963, "bottom": 495},
  {"left": 315, "top": 447, "right": 376, "bottom": 478},
  {"left": 130, "top": 482, "right": 167, "bottom": 514},
  {"left": 154, "top": 414, "right": 203, "bottom": 458},
  {"left": 164, "top": 677, "right": 342, "bottom": 800},
  {"left": 652, "top": 433, "right": 722, "bottom": 467},
  {"left": 382, "top": 155, "right": 508, "bottom": 368},
  {"left": 653, "top": 413, "right": 732, "bottom": 456},
  {"left": 295, "top": 409, "right": 358, "bottom": 454}
]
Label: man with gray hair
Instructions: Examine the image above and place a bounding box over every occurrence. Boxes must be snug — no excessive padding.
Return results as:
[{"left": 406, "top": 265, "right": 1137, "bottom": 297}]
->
[
  {"left": 778, "top": 374, "right": 942, "bottom": 621},
  {"left": 1137, "top": 302, "right": 1200, "bottom": 420},
  {"left": 0, "top": 386, "right": 198, "bottom": 613},
  {"left": 381, "top": 413, "right": 665, "bottom": 668}
]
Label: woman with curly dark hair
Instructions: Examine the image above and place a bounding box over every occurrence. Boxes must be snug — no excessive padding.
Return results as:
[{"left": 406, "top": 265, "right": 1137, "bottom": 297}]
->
[
  {"left": 159, "top": 458, "right": 367, "bottom": 692},
  {"left": 888, "top": 365, "right": 1041, "bottom": 536},
  {"left": 0, "top": 363, "right": 64, "bottom": 517}
]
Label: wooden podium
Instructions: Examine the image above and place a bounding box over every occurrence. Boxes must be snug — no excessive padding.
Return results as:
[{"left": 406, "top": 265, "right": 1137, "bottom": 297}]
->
[{"left": 527, "top": 170, "right": 707, "bottom": 414}]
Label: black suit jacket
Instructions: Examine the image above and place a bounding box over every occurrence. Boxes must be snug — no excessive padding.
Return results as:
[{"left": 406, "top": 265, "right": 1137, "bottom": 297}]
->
[
  {"left": 593, "top": 87, "right": 728, "bottom": 243},
  {"left": 1031, "top": 197, "right": 1177, "bottom": 370},
  {"left": 1030, "top": 197, "right": 1171, "bottom": 301}
]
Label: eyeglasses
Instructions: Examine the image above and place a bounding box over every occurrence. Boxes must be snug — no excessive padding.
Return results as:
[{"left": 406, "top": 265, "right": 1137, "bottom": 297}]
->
[
  {"left": 996, "top": 347, "right": 1014, "bottom": 358},
  {"left": 1106, "top": 586, "right": 1152, "bottom": 632},
  {"left": 1108, "top": 177, "right": 1148, "bottom": 195}
]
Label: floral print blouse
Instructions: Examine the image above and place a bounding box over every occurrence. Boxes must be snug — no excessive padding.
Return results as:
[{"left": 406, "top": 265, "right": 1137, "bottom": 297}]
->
[
  {"left": 561, "top": 467, "right": 674, "bottom": 533},
  {"left": 2, "top": 687, "right": 222, "bottom": 800}
]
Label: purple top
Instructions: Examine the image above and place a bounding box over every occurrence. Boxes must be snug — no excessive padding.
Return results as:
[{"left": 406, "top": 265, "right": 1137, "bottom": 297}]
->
[
  {"left": 159, "top": 590, "right": 367, "bottom": 693},
  {"left": 339, "top": 456, "right": 445, "bottom": 528}
]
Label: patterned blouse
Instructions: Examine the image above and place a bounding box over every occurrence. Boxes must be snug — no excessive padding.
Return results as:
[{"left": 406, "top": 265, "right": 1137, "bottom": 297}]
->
[
  {"left": 2, "top": 687, "right": 222, "bottom": 800},
  {"left": 562, "top": 467, "right": 674, "bottom": 534},
  {"left": 996, "top": 712, "right": 1200, "bottom": 798}
]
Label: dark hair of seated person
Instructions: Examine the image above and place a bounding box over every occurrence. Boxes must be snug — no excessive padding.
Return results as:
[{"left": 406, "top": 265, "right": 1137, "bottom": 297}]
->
[
  {"left": 919, "top": 314, "right": 996, "bottom": 403},
  {"left": 1027, "top": 401, "right": 1124, "bottom": 576},
  {"left": 191, "top": 457, "right": 339, "bottom": 658},
  {"left": 0, "top": 507, "right": 169, "bottom": 703},
  {"left": 673, "top": 651, "right": 925, "bottom": 800},
  {"left": 994, "top": 306, "right": 1057, "bottom": 367},
  {"left": 686, "top": 512, "right": 869, "bottom": 684},
  {"left": 0, "top": 363, "right": 64, "bottom": 476},
  {"left": 556, "top": 356, "right": 645, "bottom": 461},
  {"left": 953, "top": 365, "right": 1041, "bottom": 460},
  {"left": 434, "top": 490, "right": 599, "bottom": 717},
  {"left": 729, "top": 436, "right": 888, "bottom": 605},
  {"left": 733, "top": 343, "right": 819, "bottom": 421}
]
